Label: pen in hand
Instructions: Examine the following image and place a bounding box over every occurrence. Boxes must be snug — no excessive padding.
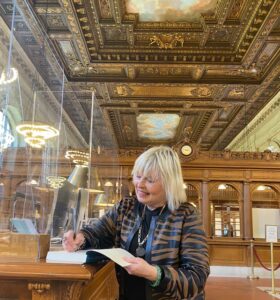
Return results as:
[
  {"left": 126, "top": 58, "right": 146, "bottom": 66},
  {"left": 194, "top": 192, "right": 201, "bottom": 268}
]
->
[
  {"left": 71, "top": 207, "right": 77, "bottom": 238},
  {"left": 62, "top": 230, "right": 85, "bottom": 252}
]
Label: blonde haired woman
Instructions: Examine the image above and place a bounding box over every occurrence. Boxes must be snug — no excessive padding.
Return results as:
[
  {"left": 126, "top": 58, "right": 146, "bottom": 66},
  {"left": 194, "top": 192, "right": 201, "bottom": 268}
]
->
[{"left": 63, "top": 146, "right": 209, "bottom": 300}]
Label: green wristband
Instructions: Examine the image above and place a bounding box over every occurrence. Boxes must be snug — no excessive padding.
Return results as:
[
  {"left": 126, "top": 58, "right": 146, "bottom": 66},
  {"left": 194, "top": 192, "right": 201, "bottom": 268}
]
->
[{"left": 150, "top": 266, "right": 162, "bottom": 288}]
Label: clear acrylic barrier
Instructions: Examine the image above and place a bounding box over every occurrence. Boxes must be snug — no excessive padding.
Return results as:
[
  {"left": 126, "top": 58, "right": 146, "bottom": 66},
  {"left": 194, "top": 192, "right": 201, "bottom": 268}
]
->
[{"left": 0, "top": 1, "right": 122, "bottom": 256}]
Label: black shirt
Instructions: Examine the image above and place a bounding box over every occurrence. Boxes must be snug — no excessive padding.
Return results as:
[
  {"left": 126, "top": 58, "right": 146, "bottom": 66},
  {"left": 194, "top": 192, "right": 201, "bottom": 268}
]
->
[{"left": 122, "top": 205, "right": 164, "bottom": 300}]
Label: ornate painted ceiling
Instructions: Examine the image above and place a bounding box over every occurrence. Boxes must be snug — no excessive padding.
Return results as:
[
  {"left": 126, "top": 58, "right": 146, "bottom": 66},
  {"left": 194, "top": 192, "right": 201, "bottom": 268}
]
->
[{"left": 0, "top": 0, "right": 280, "bottom": 151}]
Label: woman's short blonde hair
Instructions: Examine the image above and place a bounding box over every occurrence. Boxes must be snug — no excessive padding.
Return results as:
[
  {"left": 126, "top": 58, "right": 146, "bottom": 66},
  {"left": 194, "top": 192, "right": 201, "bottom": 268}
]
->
[{"left": 131, "top": 145, "right": 187, "bottom": 211}]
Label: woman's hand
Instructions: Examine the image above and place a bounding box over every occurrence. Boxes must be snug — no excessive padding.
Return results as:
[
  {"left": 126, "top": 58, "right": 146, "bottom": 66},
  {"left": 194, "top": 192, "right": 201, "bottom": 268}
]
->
[
  {"left": 62, "top": 230, "right": 85, "bottom": 252},
  {"left": 123, "top": 257, "right": 157, "bottom": 281}
]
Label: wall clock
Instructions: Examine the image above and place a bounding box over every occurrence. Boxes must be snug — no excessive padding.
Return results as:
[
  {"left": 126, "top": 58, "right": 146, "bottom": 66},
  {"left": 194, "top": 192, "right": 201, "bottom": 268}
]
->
[
  {"left": 175, "top": 141, "right": 197, "bottom": 162},
  {"left": 180, "top": 144, "right": 193, "bottom": 157}
]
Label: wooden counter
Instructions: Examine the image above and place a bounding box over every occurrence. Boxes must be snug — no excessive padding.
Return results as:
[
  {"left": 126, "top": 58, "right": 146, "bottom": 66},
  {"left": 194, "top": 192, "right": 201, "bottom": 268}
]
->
[
  {"left": 208, "top": 238, "right": 280, "bottom": 266},
  {"left": 0, "top": 260, "right": 118, "bottom": 300}
]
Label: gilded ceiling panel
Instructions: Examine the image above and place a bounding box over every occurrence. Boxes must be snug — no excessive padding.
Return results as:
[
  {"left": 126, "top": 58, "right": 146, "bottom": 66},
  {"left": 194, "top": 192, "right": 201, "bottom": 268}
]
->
[
  {"left": 103, "top": 27, "right": 128, "bottom": 42},
  {"left": 1, "top": 0, "right": 279, "bottom": 151},
  {"left": 43, "top": 14, "right": 67, "bottom": 29},
  {"left": 138, "top": 67, "right": 190, "bottom": 77},
  {"left": 98, "top": 0, "right": 113, "bottom": 18},
  {"left": 226, "top": 0, "right": 245, "bottom": 20},
  {"left": 257, "top": 43, "right": 279, "bottom": 68},
  {"left": 121, "top": 114, "right": 136, "bottom": 143},
  {"left": 112, "top": 84, "right": 212, "bottom": 98},
  {"left": 125, "top": 0, "right": 218, "bottom": 22},
  {"left": 228, "top": 87, "right": 245, "bottom": 99}
]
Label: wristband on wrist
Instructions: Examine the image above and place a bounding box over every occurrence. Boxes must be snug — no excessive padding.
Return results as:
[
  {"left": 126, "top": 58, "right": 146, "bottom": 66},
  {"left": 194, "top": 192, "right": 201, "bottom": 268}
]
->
[{"left": 150, "top": 266, "right": 162, "bottom": 288}]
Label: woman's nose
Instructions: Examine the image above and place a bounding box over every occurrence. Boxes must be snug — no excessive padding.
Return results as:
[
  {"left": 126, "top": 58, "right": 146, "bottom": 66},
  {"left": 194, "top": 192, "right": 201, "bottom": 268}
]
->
[{"left": 137, "top": 177, "right": 146, "bottom": 186}]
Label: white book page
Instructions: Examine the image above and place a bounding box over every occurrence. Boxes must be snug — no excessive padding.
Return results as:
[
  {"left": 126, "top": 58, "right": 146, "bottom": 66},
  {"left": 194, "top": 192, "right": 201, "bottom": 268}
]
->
[
  {"left": 46, "top": 250, "right": 87, "bottom": 264},
  {"left": 89, "top": 248, "right": 134, "bottom": 267},
  {"left": 46, "top": 248, "right": 134, "bottom": 267}
]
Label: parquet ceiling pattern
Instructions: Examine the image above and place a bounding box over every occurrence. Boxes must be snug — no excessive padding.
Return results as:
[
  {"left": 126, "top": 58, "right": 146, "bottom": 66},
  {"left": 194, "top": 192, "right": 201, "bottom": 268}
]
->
[{"left": 1, "top": 0, "right": 280, "bottom": 151}]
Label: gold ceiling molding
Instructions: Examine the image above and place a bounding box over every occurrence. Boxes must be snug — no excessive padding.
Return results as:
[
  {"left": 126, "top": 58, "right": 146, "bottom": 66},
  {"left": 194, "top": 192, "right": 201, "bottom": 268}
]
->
[
  {"left": 35, "top": 7, "right": 63, "bottom": 14},
  {"left": 234, "top": 0, "right": 275, "bottom": 61},
  {"left": 99, "top": 0, "right": 113, "bottom": 18},
  {"left": 226, "top": 0, "right": 245, "bottom": 19},
  {"left": 139, "top": 67, "right": 188, "bottom": 77},
  {"left": 191, "top": 66, "right": 206, "bottom": 80},
  {"left": 228, "top": 87, "right": 245, "bottom": 98},
  {"left": 113, "top": 85, "right": 133, "bottom": 97},
  {"left": 6, "top": 0, "right": 280, "bottom": 151},
  {"left": 59, "top": 0, "right": 89, "bottom": 64},
  {"left": 149, "top": 34, "right": 184, "bottom": 49},
  {"left": 113, "top": 84, "right": 213, "bottom": 98}
]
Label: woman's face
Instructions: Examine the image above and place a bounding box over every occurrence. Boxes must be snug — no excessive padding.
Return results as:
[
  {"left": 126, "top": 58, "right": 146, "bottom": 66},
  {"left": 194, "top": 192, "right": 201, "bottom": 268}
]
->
[{"left": 133, "top": 172, "right": 167, "bottom": 209}]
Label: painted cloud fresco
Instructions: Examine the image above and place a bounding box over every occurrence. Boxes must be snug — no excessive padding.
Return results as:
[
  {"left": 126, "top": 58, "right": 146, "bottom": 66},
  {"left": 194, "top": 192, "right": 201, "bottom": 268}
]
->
[
  {"left": 126, "top": 0, "right": 218, "bottom": 22},
  {"left": 137, "top": 114, "right": 180, "bottom": 140}
]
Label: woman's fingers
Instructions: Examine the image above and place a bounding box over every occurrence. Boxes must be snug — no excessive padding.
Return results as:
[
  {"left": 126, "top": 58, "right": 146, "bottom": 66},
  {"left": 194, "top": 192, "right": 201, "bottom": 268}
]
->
[
  {"left": 123, "top": 257, "right": 157, "bottom": 281},
  {"left": 62, "top": 230, "right": 82, "bottom": 252}
]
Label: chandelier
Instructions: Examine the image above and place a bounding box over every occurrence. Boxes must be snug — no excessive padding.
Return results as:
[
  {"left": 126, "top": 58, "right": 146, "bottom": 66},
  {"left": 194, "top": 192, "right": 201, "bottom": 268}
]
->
[
  {"left": 47, "top": 176, "right": 66, "bottom": 189},
  {"left": 65, "top": 150, "right": 90, "bottom": 166},
  {"left": 0, "top": 67, "right": 18, "bottom": 85},
  {"left": 16, "top": 122, "right": 59, "bottom": 148}
]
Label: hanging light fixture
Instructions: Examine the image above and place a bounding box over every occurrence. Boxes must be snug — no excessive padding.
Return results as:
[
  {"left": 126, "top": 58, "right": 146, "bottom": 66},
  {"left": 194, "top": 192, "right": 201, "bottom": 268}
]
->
[
  {"left": 16, "top": 121, "right": 59, "bottom": 148},
  {"left": 65, "top": 149, "right": 90, "bottom": 166},
  {"left": 46, "top": 175, "right": 66, "bottom": 189},
  {"left": 0, "top": 67, "right": 18, "bottom": 85}
]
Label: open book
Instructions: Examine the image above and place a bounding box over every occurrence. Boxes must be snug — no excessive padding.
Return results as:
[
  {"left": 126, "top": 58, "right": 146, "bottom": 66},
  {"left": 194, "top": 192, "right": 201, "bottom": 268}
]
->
[{"left": 46, "top": 248, "right": 134, "bottom": 267}]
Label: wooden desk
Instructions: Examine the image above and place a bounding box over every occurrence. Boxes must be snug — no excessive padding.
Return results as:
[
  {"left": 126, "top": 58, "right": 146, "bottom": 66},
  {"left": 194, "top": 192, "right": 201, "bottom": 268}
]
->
[{"left": 0, "top": 260, "right": 118, "bottom": 300}]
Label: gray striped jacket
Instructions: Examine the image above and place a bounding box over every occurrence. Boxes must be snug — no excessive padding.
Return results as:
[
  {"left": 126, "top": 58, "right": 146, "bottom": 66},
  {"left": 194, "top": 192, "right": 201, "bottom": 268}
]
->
[{"left": 81, "top": 196, "right": 209, "bottom": 300}]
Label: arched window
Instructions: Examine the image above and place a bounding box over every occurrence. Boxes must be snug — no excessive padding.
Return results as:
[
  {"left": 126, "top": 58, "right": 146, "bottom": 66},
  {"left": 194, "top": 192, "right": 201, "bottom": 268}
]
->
[
  {"left": 210, "top": 183, "right": 240, "bottom": 238},
  {"left": 252, "top": 184, "right": 280, "bottom": 239}
]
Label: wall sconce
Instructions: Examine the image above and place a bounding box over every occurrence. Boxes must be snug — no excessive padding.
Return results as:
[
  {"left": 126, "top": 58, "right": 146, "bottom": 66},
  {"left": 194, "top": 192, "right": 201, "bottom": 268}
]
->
[
  {"left": 26, "top": 179, "right": 39, "bottom": 186},
  {"left": 218, "top": 184, "right": 227, "bottom": 190},
  {"left": 256, "top": 185, "right": 271, "bottom": 191},
  {"left": 104, "top": 180, "right": 113, "bottom": 187}
]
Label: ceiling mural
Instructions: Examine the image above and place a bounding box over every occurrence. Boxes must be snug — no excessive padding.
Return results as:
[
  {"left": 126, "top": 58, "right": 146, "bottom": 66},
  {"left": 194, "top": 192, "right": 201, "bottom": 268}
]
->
[
  {"left": 0, "top": 0, "right": 279, "bottom": 152},
  {"left": 125, "top": 0, "right": 218, "bottom": 22},
  {"left": 137, "top": 114, "right": 181, "bottom": 140}
]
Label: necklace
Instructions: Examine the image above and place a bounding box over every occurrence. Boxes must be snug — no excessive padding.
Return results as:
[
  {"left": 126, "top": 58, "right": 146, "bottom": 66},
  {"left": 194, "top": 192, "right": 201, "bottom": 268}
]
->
[{"left": 136, "top": 204, "right": 166, "bottom": 257}]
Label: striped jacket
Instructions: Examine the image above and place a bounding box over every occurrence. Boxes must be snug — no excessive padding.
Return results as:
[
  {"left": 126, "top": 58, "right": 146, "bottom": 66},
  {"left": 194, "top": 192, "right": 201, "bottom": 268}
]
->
[{"left": 81, "top": 197, "right": 209, "bottom": 300}]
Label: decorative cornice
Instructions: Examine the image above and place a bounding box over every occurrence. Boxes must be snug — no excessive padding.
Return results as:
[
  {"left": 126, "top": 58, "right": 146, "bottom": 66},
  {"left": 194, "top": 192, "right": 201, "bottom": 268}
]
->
[
  {"left": 58, "top": 0, "right": 90, "bottom": 65},
  {"left": 149, "top": 34, "right": 184, "bottom": 49}
]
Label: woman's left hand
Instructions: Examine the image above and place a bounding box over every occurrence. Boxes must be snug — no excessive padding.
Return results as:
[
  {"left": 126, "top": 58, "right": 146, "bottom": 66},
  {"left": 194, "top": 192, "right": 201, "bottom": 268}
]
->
[{"left": 123, "top": 257, "right": 157, "bottom": 281}]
